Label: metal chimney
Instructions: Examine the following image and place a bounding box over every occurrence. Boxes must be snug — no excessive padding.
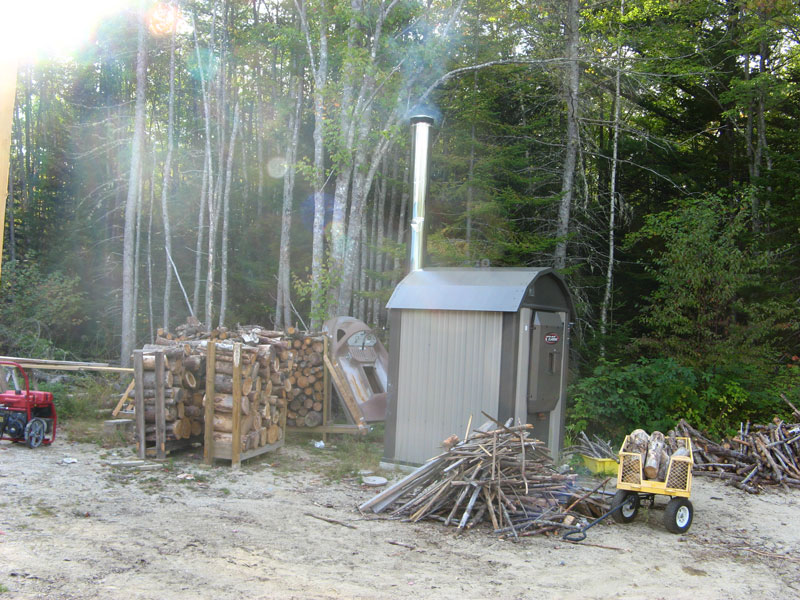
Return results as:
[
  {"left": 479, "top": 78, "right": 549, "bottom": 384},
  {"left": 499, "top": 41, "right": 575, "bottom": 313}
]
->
[{"left": 409, "top": 112, "right": 435, "bottom": 272}]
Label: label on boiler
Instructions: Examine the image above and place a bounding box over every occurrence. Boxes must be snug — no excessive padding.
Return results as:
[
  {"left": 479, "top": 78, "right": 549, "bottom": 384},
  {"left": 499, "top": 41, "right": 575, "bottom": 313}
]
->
[{"left": 544, "top": 333, "right": 560, "bottom": 344}]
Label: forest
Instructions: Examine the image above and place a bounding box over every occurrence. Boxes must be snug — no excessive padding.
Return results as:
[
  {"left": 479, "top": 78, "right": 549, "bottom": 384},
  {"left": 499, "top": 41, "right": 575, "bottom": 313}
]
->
[{"left": 1, "top": 0, "right": 799, "bottom": 438}]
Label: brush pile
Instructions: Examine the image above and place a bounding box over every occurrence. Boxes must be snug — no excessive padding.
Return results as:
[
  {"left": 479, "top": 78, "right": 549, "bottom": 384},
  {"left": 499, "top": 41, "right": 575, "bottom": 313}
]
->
[
  {"left": 676, "top": 417, "right": 800, "bottom": 493},
  {"left": 564, "top": 431, "right": 618, "bottom": 461},
  {"left": 359, "top": 420, "right": 610, "bottom": 539}
]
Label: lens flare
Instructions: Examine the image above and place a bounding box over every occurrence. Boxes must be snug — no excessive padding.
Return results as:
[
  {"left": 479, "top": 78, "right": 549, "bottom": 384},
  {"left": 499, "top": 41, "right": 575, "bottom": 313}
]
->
[{"left": 147, "top": 3, "right": 180, "bottom": 37}]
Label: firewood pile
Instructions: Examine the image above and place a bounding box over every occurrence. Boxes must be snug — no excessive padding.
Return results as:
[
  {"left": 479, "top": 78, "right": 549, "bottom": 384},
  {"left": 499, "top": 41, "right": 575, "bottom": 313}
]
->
[
  {"left": 135, "top": 344, "right": 203, "bottom": 444},
  {"left": 132, "top": 317, "right": 309, "bottom": 452},
  {"left": 203, "top": 341, "right": 284, "bottom": 452},
  {"left": 676, "top": 418, "right": 800, "bottom": 493},
  {"left": 359, "top": 420, "right": 610, "bottom": 539}
]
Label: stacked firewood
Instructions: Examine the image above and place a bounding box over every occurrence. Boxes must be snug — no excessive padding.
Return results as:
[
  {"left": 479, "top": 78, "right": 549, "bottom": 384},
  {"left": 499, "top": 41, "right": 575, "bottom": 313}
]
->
[
  {"left": 676, "top": 418, "right": 800, "bottom": 493},
  {"left": 359, "top": 420, "right": 609, "bottom": 538},
  {"left": 281, "top": 334, "right": 326, "bottom": 428},
  {"left": 136, "top": 344, "right": 204, "bottom": 443},
  {"left": 133, "top": 318, "right": 292, "bottom": 452},
  {"left": 203, "top": 342, "right": 284, "bottom": 452}
]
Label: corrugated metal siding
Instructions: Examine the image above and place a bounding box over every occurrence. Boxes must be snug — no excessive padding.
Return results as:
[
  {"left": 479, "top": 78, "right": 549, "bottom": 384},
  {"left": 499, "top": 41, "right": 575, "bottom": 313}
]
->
[{"left": 394, "top": 309, "right": 503, "bottom": 464}]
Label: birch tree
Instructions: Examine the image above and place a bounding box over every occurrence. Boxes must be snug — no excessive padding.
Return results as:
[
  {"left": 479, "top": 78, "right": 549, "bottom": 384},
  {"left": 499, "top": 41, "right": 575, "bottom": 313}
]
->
[{"left": 121, "top": 3, "right": 148, "bottom": 366}]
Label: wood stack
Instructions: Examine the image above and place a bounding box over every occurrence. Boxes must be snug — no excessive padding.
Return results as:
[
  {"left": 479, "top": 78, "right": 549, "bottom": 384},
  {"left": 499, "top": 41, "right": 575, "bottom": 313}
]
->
[
  {"left": 279, "top": 332, "right": 326, "bottom": 428},
  {"left": 203, "top": 342, "right": 284, "bottom": 453},
  {"left": 133, "top": 318, "right": 292, "bottom": 459},
  {"left": 676, "top": 417, "right": 800, "bottom": 493},
  {"left": 135, "top": 344, "right": 201, "bottom": 444},
  {"left": 360, "top": 419, "right": 609, "bottom": 538}
]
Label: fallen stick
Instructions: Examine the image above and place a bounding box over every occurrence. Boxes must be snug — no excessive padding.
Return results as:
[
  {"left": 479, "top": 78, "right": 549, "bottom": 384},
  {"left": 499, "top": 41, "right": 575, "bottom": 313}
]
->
[
  {"left": 304, "top": 512, "right": 357, "bottom": 529},
  {"left": 387, "top": 540, "right": 416, "bottom": 550},
  {"left": 562, "top": 540, "right": 629, "bottom": 553}
]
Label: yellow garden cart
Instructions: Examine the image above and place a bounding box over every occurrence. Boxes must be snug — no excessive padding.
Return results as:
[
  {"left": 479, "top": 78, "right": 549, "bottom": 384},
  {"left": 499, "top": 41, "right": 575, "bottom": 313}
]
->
[{"left": 611, "top": 436, "right": 694, "bottom": 533}]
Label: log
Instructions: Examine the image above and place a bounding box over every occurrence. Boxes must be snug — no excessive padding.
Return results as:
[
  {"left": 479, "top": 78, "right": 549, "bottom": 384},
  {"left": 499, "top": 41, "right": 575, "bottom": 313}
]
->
[
  {"left": 267, "top": 424, "right": 281, "bottom": 444},
  {"left": 183, "top": 355, "right": 204, "bottom": 373},
  {"left": 304, "top": 410, "right": 323, "bottom": 428},
  {"left": 260, "top": 426, "right": 268, "bottom": 446},
  {"left": 138, "top": 370, "right": 174, "bottom": 389},
  {"left": 206, "top": 393, "right": 251, "bottom": 415},
  {"left": 142, "top": 344, "right": 184, "bottom": 359},
  {"left": 213, "top": 374, "right": 253, "bottom": 395},
  {"left": 191, "top": 420, "right": 202, "bottom": 436},
  {"left": 212, "top": 432, "right": 247, "bottom": 452},
  {"left": 182, "top": 371, "right": 198, "bottom": 390},
  {"left": 644, "top": 431, "right": 665, "bottom": 479},
  {"left": 142, "top": 354, "right": 170, "bottom": 370},
  {"left": 625, "top": 429, "right": 650, "bottom": 466},
  {"left": 144, "top": 406, "right": 178, "bottom": 422}
]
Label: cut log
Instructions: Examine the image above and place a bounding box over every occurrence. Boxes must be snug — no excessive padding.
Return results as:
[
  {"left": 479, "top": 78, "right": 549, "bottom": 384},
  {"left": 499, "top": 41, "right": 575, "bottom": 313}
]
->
[
  {"left": 144, "top": 406, "right": 178, "bottom": 422},
  {"left": 206, "top": 393, "right": 251, "bottom": 415},
  {"left": 191, "top": 420, "right": 202, "bottom": 436},
  {"left": 183, "top": 355, "right": 204, "bottom": 373},
  {"left": 304, "top": 410, "right": 323, "bottom": 428},
  {"left": 644, "top": 431, "right": 665, "bottom": 479},
  {"left": 182, "top": 371, "right": 198, "bottom": 390},
  {"left": 139, "top": 370, "right": 174, "bottom": 389},
  {"left": 142, "top": 354, "right": 170, "bottom": 370},
  {"left": 267, "top": 424, "right": 281, "bottom": 444},
  {"left": 625, "top": 429, "right": 650, "bottom": 466},
  {"left": 213, "top": 374, "right": 253, "bottom": 395}
]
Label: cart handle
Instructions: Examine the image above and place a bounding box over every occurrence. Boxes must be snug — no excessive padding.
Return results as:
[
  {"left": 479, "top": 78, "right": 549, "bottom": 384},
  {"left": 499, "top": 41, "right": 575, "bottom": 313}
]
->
[{"left": 562, "top": 503, "right": 624, "bottom": 542}]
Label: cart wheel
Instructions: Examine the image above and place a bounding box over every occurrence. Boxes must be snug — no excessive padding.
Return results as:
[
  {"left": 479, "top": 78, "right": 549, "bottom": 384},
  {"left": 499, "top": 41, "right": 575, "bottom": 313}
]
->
[
  {"left": 611, "top": 490, "right": 639, "bottom": 523},
  {"left": 25, "top": 418, "right": 46, "bottom": 449},
  {"left": 664, "top": 497, "right": 693, "bottom": 533}
]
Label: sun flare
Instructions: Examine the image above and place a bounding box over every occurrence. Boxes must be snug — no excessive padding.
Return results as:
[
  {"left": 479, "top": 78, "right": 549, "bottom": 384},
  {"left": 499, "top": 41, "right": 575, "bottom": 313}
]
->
[{"left": 0, "top": 0, "right": 133, "bottom": 61}]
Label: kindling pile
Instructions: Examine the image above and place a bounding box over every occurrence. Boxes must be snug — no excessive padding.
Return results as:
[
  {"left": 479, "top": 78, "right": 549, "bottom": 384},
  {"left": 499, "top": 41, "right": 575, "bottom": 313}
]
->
[
  {"left": 359, "top": 420, "right": 609, "bottom": 539},
  {"left": 676, "top": 418, "right": 800, "bottom": 493}
]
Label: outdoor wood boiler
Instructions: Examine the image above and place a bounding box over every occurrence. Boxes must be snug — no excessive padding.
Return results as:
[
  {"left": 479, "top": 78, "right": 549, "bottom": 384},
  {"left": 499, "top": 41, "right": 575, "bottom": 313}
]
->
[{"left": 382, "top": 112, "right": 574, "bottom": 467}]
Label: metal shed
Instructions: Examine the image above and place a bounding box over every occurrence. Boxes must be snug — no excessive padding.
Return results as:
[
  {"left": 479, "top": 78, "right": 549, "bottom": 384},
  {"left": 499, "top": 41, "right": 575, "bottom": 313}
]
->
[{"left": 382, "top": 267, "right": 574, "bottom": 467}]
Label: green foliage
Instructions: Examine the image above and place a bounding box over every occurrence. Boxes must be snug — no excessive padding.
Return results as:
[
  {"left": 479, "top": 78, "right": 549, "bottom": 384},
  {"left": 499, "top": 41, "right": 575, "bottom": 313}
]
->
[
  {"left": 292, "top": 254, "right": 341, "bottom": 325},
  {"left": 626, "top": 193, "right": 797, "bottom": 369},
  {"left": 42, "top": 375, "right": 115, "bottom": 420},
  {"left": 569, "top": 358, "right": 799, "bottom": 440},
  {"left": 0, "top": 260, "right": 87, "bottom": 358}
]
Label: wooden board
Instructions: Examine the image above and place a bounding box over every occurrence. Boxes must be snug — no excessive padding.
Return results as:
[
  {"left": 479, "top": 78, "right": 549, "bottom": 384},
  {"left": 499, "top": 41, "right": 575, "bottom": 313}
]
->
[{"left": 323, "top": 354, "right": 367, "bottom": 431}]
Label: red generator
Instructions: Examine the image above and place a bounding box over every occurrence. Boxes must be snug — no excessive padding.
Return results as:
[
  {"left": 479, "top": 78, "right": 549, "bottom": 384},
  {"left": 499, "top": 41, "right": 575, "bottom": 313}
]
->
[{"left": 0, "top": 361, "right": 57, "bottom": 448}]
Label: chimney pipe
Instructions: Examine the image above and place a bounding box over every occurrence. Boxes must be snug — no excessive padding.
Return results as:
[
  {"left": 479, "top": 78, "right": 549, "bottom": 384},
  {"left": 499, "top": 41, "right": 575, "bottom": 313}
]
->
[{"left": 409, "top": 112, "right": 435, "bottom": 272}]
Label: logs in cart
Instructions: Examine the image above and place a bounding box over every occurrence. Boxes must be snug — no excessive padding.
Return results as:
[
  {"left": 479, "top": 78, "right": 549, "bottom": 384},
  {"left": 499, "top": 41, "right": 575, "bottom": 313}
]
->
[
  {"left": 676, "top": 417, "right": 800, "bottom": 493},
  {"left": 359, "top": 419, "right": 610, "bottom": 539}
]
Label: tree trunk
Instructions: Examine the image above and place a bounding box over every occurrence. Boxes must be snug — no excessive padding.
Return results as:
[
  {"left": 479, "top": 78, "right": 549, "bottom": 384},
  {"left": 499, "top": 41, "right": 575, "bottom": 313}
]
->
[
  {"left": 218, "top": 98, "right": 241, "bottom": 327},
  {"left": 276, "top": 71, "right": 302, "bottom": 329},
  {"left": 553, "top": 0, "right": 580, "bottom": 271},
  {"left": 121, "top": 3, "right": 148, "bottom": 367},
  {"left": 161, "top": 21, "right": 177, "bottom": 332},
  {"left": 600, "top": 0, "right": 624, "bottom": 353}
]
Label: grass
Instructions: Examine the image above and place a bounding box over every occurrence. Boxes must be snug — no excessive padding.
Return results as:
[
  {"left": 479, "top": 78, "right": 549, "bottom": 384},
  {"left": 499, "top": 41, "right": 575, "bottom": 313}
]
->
[
  {"left": 40, "top": 374, "right": 127, "bottom": 446},
  {"left": 282, "top": 423, "right": 387, "bottom": 482},
  {"left": 0, "top": 583, "right": 8, "bottom": 593}
]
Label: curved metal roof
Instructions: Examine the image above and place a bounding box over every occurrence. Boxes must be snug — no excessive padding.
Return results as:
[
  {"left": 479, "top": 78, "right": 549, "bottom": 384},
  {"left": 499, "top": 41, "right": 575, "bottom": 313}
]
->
[{"left": 386, "top": 267, "right": 573, "bottom": 314}]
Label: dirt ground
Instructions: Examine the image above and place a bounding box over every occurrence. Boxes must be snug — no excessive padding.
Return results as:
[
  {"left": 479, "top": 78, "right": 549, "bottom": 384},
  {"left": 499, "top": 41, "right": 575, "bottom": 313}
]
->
[{"left": 0, "top": 433, "right": 798, "bottom": 600}]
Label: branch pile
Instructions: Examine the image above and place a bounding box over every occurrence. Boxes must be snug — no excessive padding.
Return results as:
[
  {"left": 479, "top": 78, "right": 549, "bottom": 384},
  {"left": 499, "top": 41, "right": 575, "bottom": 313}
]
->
[
  {"left": 359, "top": 421, "right": 609, "bottom": 538},
  {"left": 564, "top": 431, "right": 618, "bottom": 461},
  {"left": 676, "top": 418, "right": 800, "bottom": 493}
]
